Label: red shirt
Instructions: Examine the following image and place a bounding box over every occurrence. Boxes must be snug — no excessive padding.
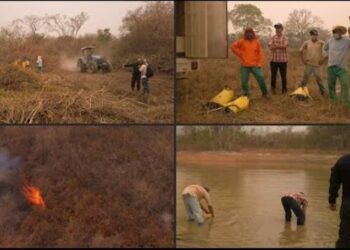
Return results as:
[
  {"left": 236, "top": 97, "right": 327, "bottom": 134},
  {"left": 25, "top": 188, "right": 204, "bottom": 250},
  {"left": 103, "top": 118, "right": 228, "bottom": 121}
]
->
[
  {"left": 286, "top": 192, "right": 308, "bottom": 207},
  {"left": 269, "top": 34, "right": 288, "bottom": 63}
]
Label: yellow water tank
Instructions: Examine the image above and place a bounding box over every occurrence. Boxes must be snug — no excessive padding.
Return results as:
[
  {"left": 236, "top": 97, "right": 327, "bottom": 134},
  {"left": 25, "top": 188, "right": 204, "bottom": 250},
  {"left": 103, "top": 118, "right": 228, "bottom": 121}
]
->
[
  {"left": 225, "top": 96, "right": 249, "bottom": 113},
  {"left": 208, "top": 87, "right": 234, "bottom": 107},
  {"left": 290, "top": 86, "right": 311, "bottom": 98}
]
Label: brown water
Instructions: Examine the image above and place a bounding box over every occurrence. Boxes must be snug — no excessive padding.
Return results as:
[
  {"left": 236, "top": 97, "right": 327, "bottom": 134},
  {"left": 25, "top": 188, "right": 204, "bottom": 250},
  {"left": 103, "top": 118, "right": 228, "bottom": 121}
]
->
[{"left": 176, "top": 161, "right": 340, "bottom": 248}]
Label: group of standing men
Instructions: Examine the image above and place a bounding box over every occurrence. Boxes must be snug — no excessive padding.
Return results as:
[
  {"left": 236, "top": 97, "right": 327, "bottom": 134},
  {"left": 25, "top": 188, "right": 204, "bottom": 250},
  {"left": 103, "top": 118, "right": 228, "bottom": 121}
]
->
[
  {"left": 124, "top": 58, "right": 151, "bottom": 94},
  {"left": 231, "top": 23, "right": 350, "bottom": 106}
]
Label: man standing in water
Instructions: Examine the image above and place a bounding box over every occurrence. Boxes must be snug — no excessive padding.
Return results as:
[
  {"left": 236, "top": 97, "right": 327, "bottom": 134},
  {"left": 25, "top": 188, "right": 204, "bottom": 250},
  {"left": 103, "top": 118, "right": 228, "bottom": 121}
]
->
[
  {"left": 281, "top": 192, "right": 308, "bottom": 225},
  {"left": 182, "top": 184, "right": 214, "bottom": 225},
  {"left": 329, "top": 154, "right": 350, "bottom": 248}
]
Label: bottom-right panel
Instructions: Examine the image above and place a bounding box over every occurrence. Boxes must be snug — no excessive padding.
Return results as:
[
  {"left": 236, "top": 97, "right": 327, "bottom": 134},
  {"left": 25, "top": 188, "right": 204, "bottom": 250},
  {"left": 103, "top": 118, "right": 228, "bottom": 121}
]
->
[{"left": 176, "top": 125, "right": 348, "bottom": 248}]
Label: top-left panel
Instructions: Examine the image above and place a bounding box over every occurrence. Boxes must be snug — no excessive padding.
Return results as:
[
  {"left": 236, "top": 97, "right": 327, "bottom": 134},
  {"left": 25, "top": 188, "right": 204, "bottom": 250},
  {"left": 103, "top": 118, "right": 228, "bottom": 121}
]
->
[{"left": 0, "top": 1, "right": 174, "bottom": 124}]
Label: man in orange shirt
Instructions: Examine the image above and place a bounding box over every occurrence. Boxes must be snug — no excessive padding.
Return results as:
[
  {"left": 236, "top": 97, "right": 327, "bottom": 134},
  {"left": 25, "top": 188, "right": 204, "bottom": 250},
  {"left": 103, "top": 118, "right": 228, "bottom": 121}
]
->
[{"left": 231, "top": 27, "right": 269, "bottom": 98}]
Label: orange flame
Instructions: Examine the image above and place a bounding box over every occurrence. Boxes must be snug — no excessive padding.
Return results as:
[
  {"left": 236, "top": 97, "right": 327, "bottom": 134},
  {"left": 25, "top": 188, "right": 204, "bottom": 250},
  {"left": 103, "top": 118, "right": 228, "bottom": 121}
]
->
[{"left": 22, "top": 178, "right": 46, "bottom": 209}]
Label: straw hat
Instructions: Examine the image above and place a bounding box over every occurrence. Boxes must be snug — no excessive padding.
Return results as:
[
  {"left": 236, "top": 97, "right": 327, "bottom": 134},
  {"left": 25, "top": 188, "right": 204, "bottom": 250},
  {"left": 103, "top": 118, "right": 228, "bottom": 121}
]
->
[{"left": 332, "top": 25, "right": 347, "bottom": 35}]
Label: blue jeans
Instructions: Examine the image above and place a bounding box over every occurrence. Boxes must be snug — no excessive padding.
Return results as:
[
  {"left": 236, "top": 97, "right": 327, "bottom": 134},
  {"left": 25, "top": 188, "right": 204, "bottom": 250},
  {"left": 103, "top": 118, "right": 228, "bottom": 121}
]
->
[
  {"left": 142, "top": 77, "right": 149, "bottom": 94},
  {"left": 281, "top": 196, "right": 305, "bottom": 225},
  {"left": 182, "top": 193, "right": 204, "bottom": 225}
]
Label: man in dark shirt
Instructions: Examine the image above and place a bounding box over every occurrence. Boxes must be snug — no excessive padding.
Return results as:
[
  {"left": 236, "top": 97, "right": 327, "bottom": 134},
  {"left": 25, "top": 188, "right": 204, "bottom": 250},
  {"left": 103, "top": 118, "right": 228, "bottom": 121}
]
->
[
  {"left": 329, "top": 154, "right": 350, "bottom": 248},
  {"left": 124, "top": 59, "right": 142, "bottom": 91}
]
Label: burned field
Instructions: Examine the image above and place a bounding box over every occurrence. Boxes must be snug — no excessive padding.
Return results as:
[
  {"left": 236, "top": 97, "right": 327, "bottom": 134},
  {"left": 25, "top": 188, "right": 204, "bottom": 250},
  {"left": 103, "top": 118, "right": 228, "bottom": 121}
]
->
[{"left": 0, "top": 126, "right": 174, "bottom": 247}]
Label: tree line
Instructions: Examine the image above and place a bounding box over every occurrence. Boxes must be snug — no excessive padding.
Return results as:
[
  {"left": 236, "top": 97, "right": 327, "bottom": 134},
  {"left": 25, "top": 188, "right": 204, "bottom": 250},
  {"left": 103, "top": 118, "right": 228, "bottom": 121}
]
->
[
  {"left": 0, "top": 1, "right": 173, "bottom": 70},
  {"left": 228, "top": 4, "right": 331, "bottom": 48},
  {"left": 177, "top": 126, "right": 350, "bottom": 152}
]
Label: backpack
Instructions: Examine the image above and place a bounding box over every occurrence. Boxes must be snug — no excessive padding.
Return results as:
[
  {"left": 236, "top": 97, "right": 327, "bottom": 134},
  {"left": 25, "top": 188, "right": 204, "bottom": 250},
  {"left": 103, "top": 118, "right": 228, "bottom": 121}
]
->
[{"left": 146, "top": 66, "right": 154, "bottom": 78}]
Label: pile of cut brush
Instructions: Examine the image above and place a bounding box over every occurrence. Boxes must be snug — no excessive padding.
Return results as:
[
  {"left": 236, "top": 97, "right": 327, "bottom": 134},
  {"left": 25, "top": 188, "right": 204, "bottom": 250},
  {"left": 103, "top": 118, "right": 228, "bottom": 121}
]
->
[
  {"left": 0, "top": 65, "right": 39, "bottom": 90},
  {"left": 0, "top": 88, "right": 167, "bottom": 124}
]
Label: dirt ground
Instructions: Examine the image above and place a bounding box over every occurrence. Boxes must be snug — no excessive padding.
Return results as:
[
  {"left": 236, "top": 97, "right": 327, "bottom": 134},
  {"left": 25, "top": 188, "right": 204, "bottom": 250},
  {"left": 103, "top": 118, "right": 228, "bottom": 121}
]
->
[
  {"left": 177, "top": 150, "right": 341, "bottom": 169},
  {"left": 176, "top": 49, "right": 350, "bottom": 124},
  {"left": 0, "top": 68, "right": 173, "bottom": 124}
]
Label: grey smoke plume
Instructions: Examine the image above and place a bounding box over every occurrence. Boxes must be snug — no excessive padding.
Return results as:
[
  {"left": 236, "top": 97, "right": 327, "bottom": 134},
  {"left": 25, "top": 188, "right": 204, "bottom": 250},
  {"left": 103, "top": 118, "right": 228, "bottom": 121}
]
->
[
  {"left": 0, "top": 148, "right": 21, "bottom": 181},
  {"left": 0, "top": 148, "right": 29, "bottom": 238}
]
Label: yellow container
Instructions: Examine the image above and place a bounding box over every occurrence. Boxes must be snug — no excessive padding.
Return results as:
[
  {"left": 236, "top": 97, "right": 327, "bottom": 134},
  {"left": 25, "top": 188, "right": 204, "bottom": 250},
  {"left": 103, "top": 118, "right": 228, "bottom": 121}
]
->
[
  {"left": 225, "top": 96, "right": 249, "bottom": 113},
  {"left": 208, "top": 88, "right": 235, "bottom": 107},
  {"left": 290, "top": 87, "right": 311, "bottom": 98}
]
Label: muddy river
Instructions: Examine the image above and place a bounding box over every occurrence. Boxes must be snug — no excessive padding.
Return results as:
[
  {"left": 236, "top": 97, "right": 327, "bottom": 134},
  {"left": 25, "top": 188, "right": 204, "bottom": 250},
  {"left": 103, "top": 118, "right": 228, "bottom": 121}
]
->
[{"left": 176, "top": 156, "right": 340, "bottom": 248}]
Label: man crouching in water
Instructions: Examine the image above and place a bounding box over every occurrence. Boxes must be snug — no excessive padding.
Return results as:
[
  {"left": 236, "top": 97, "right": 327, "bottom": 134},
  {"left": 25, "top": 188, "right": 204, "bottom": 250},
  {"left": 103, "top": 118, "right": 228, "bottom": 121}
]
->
[{"left": 182, "top": 184, "right": 215, "bottom": 225}]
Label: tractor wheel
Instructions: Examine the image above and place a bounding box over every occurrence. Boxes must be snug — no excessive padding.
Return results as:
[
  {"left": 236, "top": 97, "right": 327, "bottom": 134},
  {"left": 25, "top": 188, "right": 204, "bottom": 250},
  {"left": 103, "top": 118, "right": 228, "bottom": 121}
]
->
[
  {"left": 106, "top": 61, "right": 113, "bottom": 73},
  {"left": 77, "top": 59, "right": 87, "bottom": 73},
  {"left": 87, "top": 61, "right": 98, "bottom": 73}
]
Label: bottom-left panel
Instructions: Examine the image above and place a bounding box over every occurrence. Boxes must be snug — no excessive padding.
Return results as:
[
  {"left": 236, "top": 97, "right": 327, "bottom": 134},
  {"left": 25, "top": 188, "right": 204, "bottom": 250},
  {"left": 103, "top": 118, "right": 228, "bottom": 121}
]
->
[{"left": 0, "top": 126, "right": 174, "bottom": 248}]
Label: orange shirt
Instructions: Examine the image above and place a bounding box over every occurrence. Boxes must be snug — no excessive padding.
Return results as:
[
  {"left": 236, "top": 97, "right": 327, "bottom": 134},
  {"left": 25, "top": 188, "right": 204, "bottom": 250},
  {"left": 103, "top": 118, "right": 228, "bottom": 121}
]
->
[{"left": 231, "top": 39, "right": 264, "bottom": 67}]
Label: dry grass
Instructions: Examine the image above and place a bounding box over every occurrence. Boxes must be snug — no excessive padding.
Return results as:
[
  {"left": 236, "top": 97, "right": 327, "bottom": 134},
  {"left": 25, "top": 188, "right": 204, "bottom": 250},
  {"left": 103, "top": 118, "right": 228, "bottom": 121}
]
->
[
  {"left": 0, "top": 126, "right": 174, "bottom": 247},
  {"left": 0, "top": 68, "right": 173, "bottom": 124},
  {"left": 176, "top": 49, "right": 350, "bottom": 124}
]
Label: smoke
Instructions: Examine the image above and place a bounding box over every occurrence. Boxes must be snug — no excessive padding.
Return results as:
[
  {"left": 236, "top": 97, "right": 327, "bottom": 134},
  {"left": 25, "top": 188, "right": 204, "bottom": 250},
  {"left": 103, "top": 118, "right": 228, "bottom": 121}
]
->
[
  {"left": 59, "top": 54, "right": 79, "bottom": 72},
  {"left": 0, "top": 148, "right": 21, "bottom": 181},
  {"left": 0, "top": 148, "right": 29, "bottom": 240}
]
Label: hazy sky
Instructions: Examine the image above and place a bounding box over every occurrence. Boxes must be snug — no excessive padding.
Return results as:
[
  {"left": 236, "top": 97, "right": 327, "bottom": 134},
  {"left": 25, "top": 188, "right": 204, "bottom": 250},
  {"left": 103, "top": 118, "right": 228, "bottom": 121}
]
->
[
  {"left": 228, "top": 1, "right": 350, "bottom": 32},
  {"left": 0, "top": 1, "right": 146, "bottom": 36}
]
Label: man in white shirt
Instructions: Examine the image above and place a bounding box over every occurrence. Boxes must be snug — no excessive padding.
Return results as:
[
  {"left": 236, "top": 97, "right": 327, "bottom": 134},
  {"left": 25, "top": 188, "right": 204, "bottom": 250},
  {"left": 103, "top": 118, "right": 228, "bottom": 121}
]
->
[
  {"left": 139, "top": 59, "right": 149, "bottom": 94},
  {"left": 182, "top": 184, "right": 215, "bottom": 225},
  {"left": 299, "top": 29, "right": 326, "bottom": 96}
]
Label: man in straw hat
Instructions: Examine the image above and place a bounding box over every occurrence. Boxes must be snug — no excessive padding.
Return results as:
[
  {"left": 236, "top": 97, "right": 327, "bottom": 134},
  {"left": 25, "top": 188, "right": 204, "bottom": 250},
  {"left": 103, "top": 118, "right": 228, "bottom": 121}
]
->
[
  {"left": 323, "top": 25, "right": 350, "bottom": 106},
  {"left": 231, "top": 27, "right": 269, "bottom": 99},
  {"left": 298, "top": 29, "right": 326, "bottom": 96}
]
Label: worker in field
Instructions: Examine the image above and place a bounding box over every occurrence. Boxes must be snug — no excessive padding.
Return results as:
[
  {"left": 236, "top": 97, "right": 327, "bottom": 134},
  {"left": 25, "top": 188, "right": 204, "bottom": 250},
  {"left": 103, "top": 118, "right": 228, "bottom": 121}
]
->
[
  {"left": 328, "top": 154, "right": 350, "bottom": 248},
  {"left": 139, "top": 58, "right": 151, "bottom": 94},
  {"left": 36, "top": 56, "right": 43, "bottom": 73},
  {"left": 298, "top": 29, "right": 326, "bottom": 96},
  {"left": 182, "top": 184, "right": 215, "bottom": 225},
  {"left": 323, "top": 26, "right": 350, "bottom": 106},
  {"left": 231, "top": 27, "right": 269, "bottom": 99},
  {"left": 281, "top": 192, "right": 308, "bottom": 226},
  {"left": 124, "top": 58, "right": 142, "bottom": 92},
  {"left": 268, "top": 23, "right": 288, "bottom": 95}
]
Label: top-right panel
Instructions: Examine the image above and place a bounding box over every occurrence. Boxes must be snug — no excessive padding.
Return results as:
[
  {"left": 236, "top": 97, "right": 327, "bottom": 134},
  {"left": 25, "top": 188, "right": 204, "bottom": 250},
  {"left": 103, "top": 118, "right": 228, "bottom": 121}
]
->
[{"left": 176, "top": 1, "right": 350, "bottom": 124}]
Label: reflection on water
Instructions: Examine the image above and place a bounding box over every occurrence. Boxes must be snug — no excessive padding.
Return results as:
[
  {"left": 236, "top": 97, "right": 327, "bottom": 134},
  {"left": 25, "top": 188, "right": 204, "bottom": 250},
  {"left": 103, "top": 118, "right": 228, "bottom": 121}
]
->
[{"left": 176, "top": 162, "right": 340, "bottom": 248}]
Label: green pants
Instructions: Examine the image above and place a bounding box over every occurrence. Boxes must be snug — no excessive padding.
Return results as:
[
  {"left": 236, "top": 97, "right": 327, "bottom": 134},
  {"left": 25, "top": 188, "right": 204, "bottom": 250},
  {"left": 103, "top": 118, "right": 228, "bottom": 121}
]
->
[
  {"left": 328, "top": 66, "right": 349, "bottom": 105},
  {"left": 240, "top": 67, "right": 268, "bottom": 97}
]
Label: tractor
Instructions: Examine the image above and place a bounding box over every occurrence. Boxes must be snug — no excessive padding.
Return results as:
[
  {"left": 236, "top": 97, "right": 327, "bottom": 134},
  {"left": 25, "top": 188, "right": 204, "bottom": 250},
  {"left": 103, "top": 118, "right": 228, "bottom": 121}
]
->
[{"left": 77, "top": 46, "right": 112, "bottom": 73}]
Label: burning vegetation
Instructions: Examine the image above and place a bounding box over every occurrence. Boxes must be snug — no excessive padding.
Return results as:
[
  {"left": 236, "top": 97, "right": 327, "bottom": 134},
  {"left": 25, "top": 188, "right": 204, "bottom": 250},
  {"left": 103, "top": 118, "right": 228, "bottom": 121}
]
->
[
  {"left": 22, "top": 177, "right": 46, "bottom": 209},
  {"left": 0, "top": 127, "right": 174, "bottom": 247}
]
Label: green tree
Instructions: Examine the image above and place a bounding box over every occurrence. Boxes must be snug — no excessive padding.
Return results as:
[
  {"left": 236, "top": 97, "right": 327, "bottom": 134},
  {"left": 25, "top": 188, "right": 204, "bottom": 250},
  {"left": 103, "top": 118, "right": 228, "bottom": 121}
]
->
[
  {"left": 97, "top": 28, "right": 112, "bottom": 44},
  {"left": 228, "top": 4, "right": 272, "bottom": 37},
  {"left": 285, "top": 9, "right": 324, "bottom": 45}
]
